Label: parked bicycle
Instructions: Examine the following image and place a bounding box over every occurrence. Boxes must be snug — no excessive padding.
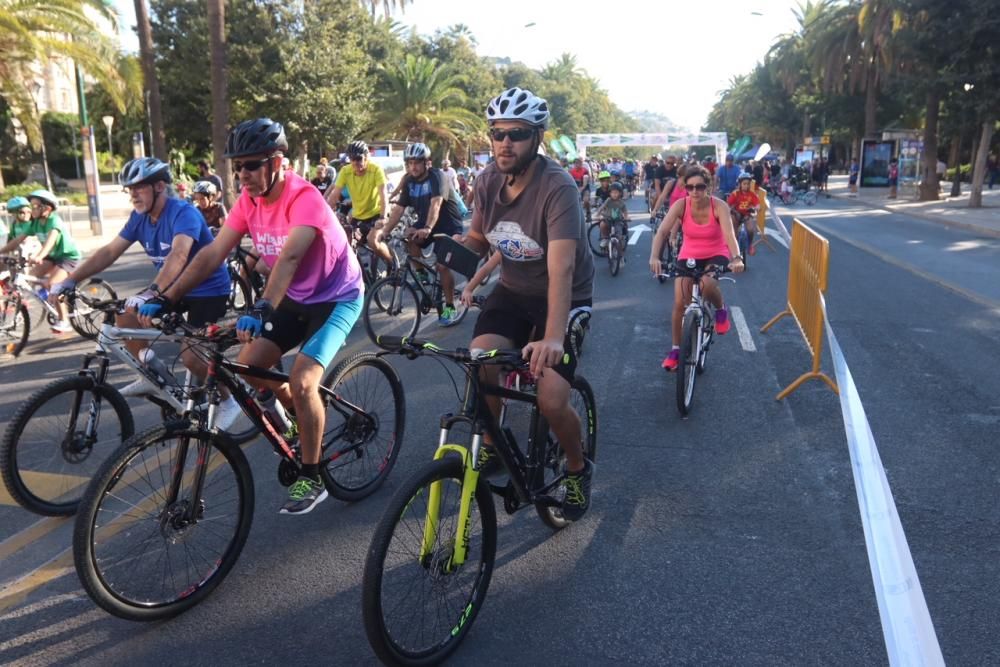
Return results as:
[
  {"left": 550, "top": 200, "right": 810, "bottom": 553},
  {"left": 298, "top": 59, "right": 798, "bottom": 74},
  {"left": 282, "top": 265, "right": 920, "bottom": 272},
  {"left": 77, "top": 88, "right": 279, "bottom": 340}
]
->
[
  {"left": 72, "top": 315, "right": 405, "bottom": 621},
  {"left": 668, "top": 262, "right": 735, "bottom": 416},
  {"left": 1, "top": 294, "right": 258, "bottom": 516},
  {"left": 0, "top": 254, "right": 116, "bottom": 356},
  {"left": 361, "top": 334, "right": 596, "bottom": 666}
]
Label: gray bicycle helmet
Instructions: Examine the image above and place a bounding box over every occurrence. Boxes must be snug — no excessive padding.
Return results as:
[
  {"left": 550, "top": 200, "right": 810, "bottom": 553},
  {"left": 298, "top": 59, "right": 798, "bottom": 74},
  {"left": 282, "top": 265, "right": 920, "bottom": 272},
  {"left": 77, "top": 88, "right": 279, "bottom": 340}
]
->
[
  {"left": 224, "top": 118, "right": 288, "bottom": 158},
  {"left": 486, "top": 87, "right": 550, "bottom": 129},
  {"left": 28, "top": 189, "right": 59, "bottom": 211},
  {"left": 192, "top": 180, "right": 219, "bottom": 197},
  {"left": 347, "top": 140, "right": 369, "bottom": 158},
  {"left": 404, "top": 142, "right": 431, "bottom": 160},
  {"left": 610, "top": 181, "right": 624, "bottom": 193},
  {"left": 119, "top": 157, "right": 172, "bottom": 187}
]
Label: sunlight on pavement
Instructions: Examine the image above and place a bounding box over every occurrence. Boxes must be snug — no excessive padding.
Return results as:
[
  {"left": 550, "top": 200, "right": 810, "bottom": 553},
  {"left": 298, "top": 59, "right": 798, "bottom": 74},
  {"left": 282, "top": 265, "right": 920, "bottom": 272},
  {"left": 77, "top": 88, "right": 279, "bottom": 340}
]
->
[{"left": 0, "top": 472, "right": 88, "bottom": 507}]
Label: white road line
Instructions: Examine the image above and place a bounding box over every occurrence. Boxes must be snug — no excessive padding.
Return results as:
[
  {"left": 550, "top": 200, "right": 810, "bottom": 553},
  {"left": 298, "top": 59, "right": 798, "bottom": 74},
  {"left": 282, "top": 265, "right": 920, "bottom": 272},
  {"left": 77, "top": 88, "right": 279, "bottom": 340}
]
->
[
  {"left": 730, "top": 306, "right": 756, "bottom": 352},
  {"left": 765, "top": 228, "right": 789, "bottom": 249}
]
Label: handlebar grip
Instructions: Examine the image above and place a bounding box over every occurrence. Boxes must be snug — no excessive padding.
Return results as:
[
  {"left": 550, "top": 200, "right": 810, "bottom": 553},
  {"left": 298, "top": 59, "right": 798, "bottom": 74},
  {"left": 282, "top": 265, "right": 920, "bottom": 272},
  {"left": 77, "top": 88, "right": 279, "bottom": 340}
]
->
[{"left": 375, "top": 335, "right": 426, "bottom": 350}]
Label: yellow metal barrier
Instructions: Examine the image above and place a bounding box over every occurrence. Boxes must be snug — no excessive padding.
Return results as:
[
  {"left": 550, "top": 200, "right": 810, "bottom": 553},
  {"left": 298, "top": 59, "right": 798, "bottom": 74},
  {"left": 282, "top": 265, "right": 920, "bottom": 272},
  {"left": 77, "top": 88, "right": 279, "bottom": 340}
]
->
[
  {"left": 760, "top": 219, "right": 839, "bottom": 400},
  {"left": 753, "top": 184, "right": 774, "bottom": 251}
]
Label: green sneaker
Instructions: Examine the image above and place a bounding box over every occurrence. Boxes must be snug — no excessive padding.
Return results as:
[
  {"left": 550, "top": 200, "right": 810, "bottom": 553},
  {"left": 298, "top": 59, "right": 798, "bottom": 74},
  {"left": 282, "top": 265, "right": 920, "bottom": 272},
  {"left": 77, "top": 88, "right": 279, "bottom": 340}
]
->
[
  {"left": 283, "top": 418, "right": 299, "bottom": 444},
  {"left": 560, "top": 459, "right": 593, "bottom": 522},
  {"left": 476, "top": 445, "right": 503, "bottom": 478},
  {"left": 279, "top": 476, "right": 328, "bottom": 515},
  {"left": 438, "top": 304, "right": 461, "bottom": 327}
]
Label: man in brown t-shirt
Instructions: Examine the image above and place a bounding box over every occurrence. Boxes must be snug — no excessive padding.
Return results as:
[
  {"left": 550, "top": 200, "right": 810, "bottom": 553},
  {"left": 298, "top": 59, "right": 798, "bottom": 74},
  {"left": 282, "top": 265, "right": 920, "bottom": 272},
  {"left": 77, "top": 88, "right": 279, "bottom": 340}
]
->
[{"left": 464, "top": 87, "right": 596, "bottom": 522}]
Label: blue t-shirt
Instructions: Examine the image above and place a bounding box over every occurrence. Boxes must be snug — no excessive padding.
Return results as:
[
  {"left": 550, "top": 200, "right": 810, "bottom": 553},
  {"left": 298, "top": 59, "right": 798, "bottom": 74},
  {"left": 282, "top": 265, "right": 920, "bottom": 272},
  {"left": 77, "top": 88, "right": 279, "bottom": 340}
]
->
[
  {"left": 396, "top": 168, "right": 463, "bottom": 235},
  {"left": 717, "top": 165, "right": 741, "bottom": 194},
  {"left": 119, "top": 197, "right": 230, "bottom": 298}
]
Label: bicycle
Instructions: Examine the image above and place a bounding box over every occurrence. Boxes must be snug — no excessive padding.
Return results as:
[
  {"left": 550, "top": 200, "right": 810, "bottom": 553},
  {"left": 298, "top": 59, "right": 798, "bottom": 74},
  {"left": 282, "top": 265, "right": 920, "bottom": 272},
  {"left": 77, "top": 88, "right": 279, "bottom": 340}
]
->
[
  {"left": 338, "top": 210, "right": 400, "bottom": 289},
  {"left": 72, "top": 315, "right": 406, "bottom": 621},
  {"left": 226, "top": 244, "right": 265, "bottom": 314},
  {"left": 1, "top": 294, "right": 260, "bottom": 516},
  {"left": 780, "top": 187, "right": 817, "bottom": 206},
  {"left": 732, "top": 209, "right": 756, "bottom": 271},
  {"left": 0, "top": 254, "right": 117, "bottom": 356},
  {"left": 606, "top": 216, "right": 628, "bottom": 277},
  {"left": 668, "top": 262, "right": 735, "bottom": 417},
  {"left": 362, "top": 235, "right": 470, "bottom": 340},
  {"left": 361, "top": 334, "right": 597, "bottom": 666}
]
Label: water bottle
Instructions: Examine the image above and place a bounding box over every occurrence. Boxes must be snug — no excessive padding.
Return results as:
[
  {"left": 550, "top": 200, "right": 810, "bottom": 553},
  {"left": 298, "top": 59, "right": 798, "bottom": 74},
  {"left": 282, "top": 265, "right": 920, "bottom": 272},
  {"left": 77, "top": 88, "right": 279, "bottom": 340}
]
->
[
  {"left": 139, "top": 348, "right": 178, "bottom": 389},
  {"left": 257, "top": 389, "right": 292, "bottom": 433}
]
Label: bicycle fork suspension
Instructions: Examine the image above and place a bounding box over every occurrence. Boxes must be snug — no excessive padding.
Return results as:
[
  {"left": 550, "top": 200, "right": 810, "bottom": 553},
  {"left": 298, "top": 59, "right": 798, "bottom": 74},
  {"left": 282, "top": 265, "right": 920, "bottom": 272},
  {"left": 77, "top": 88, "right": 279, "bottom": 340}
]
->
[{"left": 421, "top": 434, "right": 482, "bottom": 572}]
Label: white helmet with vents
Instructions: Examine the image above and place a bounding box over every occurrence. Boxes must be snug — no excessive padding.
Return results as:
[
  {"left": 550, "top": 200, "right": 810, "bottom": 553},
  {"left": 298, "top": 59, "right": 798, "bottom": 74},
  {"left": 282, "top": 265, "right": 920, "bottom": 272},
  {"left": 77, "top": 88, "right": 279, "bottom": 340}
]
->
[{"left": 486, "top": 87, "right": 550, "bottom": 129}]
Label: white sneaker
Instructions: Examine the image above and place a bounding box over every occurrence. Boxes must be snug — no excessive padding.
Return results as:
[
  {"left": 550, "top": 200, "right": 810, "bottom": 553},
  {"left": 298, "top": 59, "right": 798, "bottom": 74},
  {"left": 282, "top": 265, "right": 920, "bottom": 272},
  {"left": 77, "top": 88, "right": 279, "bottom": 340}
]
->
[
  {"left": 214, "top": 395, "right": 243, "bottom": 431},
  {"left": 120, "top": 376, "right": 158, "bottom": 398},
  {"left": 51, "top": 320, "right": 73, "bottom": 334},
  {"left": 599, "top": 239, "right": 608, "bottom": 250}
]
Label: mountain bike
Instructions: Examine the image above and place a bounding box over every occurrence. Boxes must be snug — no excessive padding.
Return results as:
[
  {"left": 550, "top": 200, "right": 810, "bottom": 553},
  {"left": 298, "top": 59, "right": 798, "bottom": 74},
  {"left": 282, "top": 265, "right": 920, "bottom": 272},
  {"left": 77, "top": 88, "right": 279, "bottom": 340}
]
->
[
  {"left": 73, "top": 316, "right": 405, "bottom": 621},
  {"left": 0, "top": 254, "right": 117, "bottom": 354},
  {"left": 1, "top": 295, "right": 260, "bottom": 516},
  {"left": 670, "top": 262, "right": 735, "bottom": 417},
  {"left": 606, "top": 217, "right": 628, "bottom": 277},
  {"left": 732, "top": 209, "right": 755, "bottom": 271},
  {"left": 226, "top": 245, "right": 264, "bottom": 314},
  {"left": 362, "top": 236, "right": 469, "bottom": 340},
  {"left": 339, "top": 210, "right": 401, "bottom": 289},
  {"left": 362, "top": 334, "right": 596, "bottom": 666}
]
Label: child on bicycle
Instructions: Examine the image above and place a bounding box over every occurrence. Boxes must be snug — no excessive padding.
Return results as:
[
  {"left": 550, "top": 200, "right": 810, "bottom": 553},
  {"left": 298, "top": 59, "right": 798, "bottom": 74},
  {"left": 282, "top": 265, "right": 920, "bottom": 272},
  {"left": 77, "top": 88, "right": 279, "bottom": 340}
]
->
[
  {"left": 459, "top": 251, "right": 501, "bottom": 307},
  {"left": 726, "top": 174, "right": 759, "bottom": 255},
  {"left": 595, "top": 182, "right": 630, "bottom": 250}
]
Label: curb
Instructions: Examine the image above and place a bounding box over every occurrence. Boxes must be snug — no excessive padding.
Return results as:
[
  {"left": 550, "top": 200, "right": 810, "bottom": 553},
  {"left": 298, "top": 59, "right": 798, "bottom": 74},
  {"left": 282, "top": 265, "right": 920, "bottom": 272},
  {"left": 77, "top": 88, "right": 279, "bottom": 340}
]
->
[{"left": 827, "top": 192, "right": 1000, "bottom": 239}]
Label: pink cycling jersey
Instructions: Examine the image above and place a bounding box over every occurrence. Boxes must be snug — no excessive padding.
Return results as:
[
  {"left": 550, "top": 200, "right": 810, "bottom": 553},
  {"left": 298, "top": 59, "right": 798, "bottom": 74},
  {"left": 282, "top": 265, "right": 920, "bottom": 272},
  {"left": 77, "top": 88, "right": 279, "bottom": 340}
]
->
[
  {"left": 668, "top": 178, "right": 687, "bottom": 207},
  {"left": 678, "top": 197, "right": 730, "bottom": 260},
  {"left": 225, "top": 172, "right": 363, "bottom": 304}
]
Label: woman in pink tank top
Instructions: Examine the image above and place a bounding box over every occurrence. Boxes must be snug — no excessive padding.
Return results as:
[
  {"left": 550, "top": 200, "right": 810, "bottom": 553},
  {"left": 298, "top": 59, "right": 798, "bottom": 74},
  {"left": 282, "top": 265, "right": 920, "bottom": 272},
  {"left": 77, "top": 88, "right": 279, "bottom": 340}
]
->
[{"left": 647, "top": 164, "right": 744, "bottom": 371}]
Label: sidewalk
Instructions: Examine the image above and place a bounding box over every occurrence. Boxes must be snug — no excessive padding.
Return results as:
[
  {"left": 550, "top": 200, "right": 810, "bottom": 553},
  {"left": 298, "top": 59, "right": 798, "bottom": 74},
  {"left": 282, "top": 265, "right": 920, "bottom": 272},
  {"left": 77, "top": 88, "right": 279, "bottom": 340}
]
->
[
  {"left": 58, "top": 185, "right": 137, "bottom": 254},
  {"left": 823, "top": 174, "right": 1000, "bottom": 238}
]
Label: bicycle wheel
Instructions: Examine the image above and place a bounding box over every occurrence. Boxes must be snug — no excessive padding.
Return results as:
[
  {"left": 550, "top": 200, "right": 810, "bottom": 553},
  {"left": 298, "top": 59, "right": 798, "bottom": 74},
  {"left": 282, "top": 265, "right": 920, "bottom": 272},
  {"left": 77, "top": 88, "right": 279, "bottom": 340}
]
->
[
  {"left": 362, "top": 456, "right": 497, "bottom": 666},
  {"left": 737, "top": 227, "right": 750, "bottom": 271},
  {"left": 676, "top": 310, "right": 699, "bottom": 416},
  {"left": 0, "top": 295, "right": 30, "bottom": 357},
  {"left": 320, "top": 352, "right": 406, "bottom": 502},
  {"left": 696, "top": 316, "right": 713, "bottom": 375},
  {"left": 535, "top": 376, "right": 598, "bottom": 530},
  {"left": 1, "top": 376, "right": 134, "bottom": 516},
  {"left": 587, "top": 222, "right": 608, "bottom": 257},
  {"left": 804, "top": 191, "right": 818, "bottom": 205},
  {"left": 73, "top": 422, "right": 254, "bottom": 621},
  {"left": 364, "top": 275, "right": 421, "bottom": 343},
  {"left": 228, "top": 272, "right": 251, "bottom": 314},
  {"left": 609, "top": 237, "right": 622, "bottom": 276},
  {"left": 70, "top": 279, "right": 117, "bottom": 340}
]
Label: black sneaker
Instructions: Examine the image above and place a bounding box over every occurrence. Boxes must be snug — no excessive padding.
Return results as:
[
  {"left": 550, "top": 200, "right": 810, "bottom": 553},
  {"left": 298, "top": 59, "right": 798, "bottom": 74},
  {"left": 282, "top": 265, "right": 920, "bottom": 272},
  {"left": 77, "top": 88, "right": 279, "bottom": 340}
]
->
[
  {"left": 476, "top": 445, "right": 503, "bottom": 478},
  {"left": 560, "top": 459, "right": 593, "bottom": 521},
  {"left": 279, "top": 476, "right": 328, "bottom": 515}
]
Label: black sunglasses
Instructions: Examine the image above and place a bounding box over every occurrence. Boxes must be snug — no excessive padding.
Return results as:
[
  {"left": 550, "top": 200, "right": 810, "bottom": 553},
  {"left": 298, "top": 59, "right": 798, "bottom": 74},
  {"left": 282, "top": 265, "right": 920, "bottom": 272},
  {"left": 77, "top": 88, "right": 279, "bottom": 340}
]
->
[
  {"left": 233, "top": 155, "right": 276, "bottom": 173},
  {"left": 350, "top": 156, "right": 365, "bottom": 163},
  {"left": 489, "top": 127, "right": 535, "bottom": 143},
  {"left": 685, "top": 183, "right": 708, "bottom": 192}
]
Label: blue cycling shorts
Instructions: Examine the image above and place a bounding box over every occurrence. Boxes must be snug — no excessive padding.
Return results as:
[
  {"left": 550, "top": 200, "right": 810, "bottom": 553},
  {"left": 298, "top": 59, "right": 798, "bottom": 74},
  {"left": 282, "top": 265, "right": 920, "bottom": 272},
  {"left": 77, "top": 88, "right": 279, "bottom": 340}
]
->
[{"left": 261, "top": 293, "right": 363, "bottom": 369}]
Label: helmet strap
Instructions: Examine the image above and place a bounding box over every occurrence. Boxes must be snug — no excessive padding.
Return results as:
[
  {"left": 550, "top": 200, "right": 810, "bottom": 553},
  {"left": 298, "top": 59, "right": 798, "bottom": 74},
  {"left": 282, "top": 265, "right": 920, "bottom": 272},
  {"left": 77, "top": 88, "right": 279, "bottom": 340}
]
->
[
  {"left": 259, "top": 155, "right": 281, "bottom": 199},
  {"left": 505, "top": 131, "right": 542, "bottom": 187}
]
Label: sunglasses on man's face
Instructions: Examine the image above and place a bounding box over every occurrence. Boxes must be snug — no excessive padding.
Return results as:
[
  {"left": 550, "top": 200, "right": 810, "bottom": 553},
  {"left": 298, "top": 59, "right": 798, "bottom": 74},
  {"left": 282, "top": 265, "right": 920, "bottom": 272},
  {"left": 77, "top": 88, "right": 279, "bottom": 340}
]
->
[
  {"left": 685, "top": 183, "right": 708, "bottom": 192},
  {"left": 233, "top": 156, "right": 273, "bottom": 173},
  {"left": 489, "top": 127, "right": 535, "bottom": 143}
]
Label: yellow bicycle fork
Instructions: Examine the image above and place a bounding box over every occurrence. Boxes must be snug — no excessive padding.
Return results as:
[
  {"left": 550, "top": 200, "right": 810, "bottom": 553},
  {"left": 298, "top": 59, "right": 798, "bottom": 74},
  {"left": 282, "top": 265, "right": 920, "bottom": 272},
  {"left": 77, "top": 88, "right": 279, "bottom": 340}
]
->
[{"left": 420, "top": 433, "right": 483, "bottom": 572}]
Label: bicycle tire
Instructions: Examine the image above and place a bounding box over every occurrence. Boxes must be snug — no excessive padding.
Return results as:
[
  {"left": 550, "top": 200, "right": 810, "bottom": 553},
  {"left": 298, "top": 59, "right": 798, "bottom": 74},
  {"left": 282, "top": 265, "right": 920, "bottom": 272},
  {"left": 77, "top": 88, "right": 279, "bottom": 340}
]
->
[
  {"left": 0, "top": 296, "right": 30, "bottom": 357},
  {"left": 535, "top": 375, "right": 598, "bottom": 530},
  {"left": 362, "top": 455, "right": 497, "bottom": 666},
  {"left": 696, "top": 314, "right": 713, "bottom": 375},
  {"left": 609, "top": 237, "right": 621, "bottom": 276},
  {"left": 804, "top": 191, "right": 818, "bottom": 206},
  {"left": 587, "top": 222, "right": 608, "bottom": 257},
  {"left": 70, "top": 279, "right": 118, "bottom": 340},
  {"left": 364, "top": 275, "right": 421, "bottom": 344},
  {"left": 676, "top": 310, "right": 699, "bottom": 416},
  {"left": 737, "top": 227, "right": 750, "bottom": 271},
  {"left": 319, "top": 352, "right": 406, "bottom": 502},
  {"left": 228, "top": 272, "right": 252, "bottom": 314},
  {"left": 73, "top": 422, "right": 254, "bottom": 621},
  {"left": 1, "top": 376, "right": 134, "bottom": 516}
]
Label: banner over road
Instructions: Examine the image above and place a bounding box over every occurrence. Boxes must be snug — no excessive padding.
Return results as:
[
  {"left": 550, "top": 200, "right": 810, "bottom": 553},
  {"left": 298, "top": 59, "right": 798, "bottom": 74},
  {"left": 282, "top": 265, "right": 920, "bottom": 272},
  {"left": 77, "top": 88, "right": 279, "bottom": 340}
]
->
[{"left": 576, "top": 132, "right": 728, "bottom": 163}]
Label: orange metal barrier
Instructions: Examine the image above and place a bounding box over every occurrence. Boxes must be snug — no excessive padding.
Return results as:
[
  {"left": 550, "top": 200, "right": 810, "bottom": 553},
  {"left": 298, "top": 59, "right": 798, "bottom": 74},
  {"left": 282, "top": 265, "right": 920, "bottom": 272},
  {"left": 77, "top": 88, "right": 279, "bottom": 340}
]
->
[{"left": 760, "top": 219, "right": 839, "bottom": 400}]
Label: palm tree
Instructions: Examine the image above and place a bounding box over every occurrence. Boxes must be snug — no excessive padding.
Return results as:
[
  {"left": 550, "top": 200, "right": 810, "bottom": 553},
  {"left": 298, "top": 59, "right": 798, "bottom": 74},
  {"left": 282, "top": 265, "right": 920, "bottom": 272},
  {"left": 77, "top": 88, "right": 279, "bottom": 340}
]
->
[
  {"left": 134, "top": 0, "right": 166, "bottom": 159},
  {"left": 207, "top": 0, "right": 232, "bottom": 204},
  {"left": 0, "top": 0, "right": 128, "bottom": 187},
  {"left": 370, "top": 54, "right": 482, "bottom": 151},
  {"left": 541, "top": 54, "right": 582, "bottom": 82}
]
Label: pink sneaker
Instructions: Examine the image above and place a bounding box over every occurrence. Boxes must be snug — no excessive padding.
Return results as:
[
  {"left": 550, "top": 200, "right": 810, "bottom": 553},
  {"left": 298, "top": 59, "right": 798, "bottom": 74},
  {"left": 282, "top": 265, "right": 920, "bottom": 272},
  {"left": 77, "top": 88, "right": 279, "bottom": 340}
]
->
[
  {"left": 715, "top": 308, "right": 730, "bottom": 335},
  {"left": 662, "top": 348, "right": 680, "bottom": 371}
]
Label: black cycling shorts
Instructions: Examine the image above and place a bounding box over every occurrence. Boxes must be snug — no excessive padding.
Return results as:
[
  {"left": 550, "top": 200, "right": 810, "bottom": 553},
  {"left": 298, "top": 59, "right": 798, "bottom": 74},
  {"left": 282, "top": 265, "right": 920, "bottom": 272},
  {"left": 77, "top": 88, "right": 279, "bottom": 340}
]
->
[
  {"left": 176, "top": 295, "right": 228, "bottom": 327},
  {"left": 354, "top": 215, "right": 380, "bottom": 237},
  {"left": 412, "top": 222, "right": 463, "bottom": 249},
  {"left": 472, "top": 285, "right": 591, "bottom": 383},
  {"left": 675, "top": 256, "right": 730, "bottom": 279}
]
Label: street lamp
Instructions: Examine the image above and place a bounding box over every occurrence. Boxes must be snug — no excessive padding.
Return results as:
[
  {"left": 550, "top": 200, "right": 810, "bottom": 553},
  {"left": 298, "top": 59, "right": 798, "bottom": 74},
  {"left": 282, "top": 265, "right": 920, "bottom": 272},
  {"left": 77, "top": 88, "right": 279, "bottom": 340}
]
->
[{"left": 101, "top": 115, "right": 115, "bottom": 184}]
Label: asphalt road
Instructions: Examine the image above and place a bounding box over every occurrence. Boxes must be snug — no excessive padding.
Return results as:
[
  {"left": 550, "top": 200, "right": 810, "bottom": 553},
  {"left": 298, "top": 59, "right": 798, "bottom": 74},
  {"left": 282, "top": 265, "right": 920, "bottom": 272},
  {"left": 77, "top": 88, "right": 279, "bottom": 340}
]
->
[{"left": 1, "top": 192, "right": 998, "bottom": 666}]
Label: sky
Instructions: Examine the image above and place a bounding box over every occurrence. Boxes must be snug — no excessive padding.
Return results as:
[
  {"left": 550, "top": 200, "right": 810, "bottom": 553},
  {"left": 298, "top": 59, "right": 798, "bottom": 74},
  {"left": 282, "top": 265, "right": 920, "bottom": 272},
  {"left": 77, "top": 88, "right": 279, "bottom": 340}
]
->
[{"left": 113, "top": 0, "right": 803, "bottom": 132}]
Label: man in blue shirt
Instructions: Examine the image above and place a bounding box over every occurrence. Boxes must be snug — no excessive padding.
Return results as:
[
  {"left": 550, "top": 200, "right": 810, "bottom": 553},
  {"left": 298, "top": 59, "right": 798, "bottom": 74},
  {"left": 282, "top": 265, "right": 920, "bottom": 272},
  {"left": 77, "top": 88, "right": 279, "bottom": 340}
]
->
[
  {"left": 51, "top": 157, "right": 239, "bottom": 427},
  {"left": 715, "top": 153, "right": 741, "bottom": 198}
]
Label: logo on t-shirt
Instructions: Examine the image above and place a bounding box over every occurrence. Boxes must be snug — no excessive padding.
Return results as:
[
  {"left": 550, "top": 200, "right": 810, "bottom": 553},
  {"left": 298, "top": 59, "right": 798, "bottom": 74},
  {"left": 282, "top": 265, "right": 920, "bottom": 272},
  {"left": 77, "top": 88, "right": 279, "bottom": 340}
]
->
[{"left": 487, "top": 221, "right": 544, "bottom": 262}]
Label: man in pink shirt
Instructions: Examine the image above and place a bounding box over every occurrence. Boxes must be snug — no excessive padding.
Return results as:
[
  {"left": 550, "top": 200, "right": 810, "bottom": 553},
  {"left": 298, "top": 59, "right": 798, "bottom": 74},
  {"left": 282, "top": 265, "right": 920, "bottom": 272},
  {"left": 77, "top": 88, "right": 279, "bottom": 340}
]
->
[{"left": 141, "top": 118, "right": 365, "bottom": 515}]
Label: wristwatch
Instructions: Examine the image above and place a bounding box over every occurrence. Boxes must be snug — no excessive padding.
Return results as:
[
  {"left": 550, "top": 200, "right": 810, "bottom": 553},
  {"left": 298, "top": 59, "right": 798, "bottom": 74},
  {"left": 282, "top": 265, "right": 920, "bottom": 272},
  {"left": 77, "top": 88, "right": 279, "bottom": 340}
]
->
[{"left": 732, "top": 255, "right": 744, "bottom": 262}]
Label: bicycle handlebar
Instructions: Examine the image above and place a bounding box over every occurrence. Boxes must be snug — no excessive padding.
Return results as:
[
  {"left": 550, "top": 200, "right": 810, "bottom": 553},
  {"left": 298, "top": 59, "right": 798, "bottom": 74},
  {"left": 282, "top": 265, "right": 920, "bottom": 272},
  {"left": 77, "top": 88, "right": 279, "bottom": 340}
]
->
[{"left": 375, "top": 335, "right": 526, "bottom": 368}]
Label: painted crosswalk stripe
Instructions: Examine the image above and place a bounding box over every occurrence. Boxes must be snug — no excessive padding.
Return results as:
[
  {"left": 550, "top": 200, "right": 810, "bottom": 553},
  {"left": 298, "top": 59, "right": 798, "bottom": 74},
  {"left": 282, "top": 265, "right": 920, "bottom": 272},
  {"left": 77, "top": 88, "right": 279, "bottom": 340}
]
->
[{"left": 730, "top": 306, "right": 757, "bottom": 352}]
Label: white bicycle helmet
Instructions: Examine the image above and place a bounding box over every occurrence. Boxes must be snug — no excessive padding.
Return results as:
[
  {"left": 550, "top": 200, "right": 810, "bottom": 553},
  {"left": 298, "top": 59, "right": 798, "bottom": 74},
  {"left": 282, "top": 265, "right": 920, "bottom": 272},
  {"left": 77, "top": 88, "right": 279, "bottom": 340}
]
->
[
  {"left": 192, "top": 180, "right": 219, "bottom": 197},
  {"left": 404, "top": 143, "right": 431, "bottom": 160},
  {"left": 486, "top": 87, "right": 550, "bottom": 129}
]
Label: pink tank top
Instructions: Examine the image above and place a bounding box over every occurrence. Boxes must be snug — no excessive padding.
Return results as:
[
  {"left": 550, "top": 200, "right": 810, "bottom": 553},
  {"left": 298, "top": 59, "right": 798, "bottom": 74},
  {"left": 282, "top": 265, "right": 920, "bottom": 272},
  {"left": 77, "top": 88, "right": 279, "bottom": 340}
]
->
[
  {"left": 668, "top": 178, "right": 686, "bottom": 207},
  {"left": 678, "top": 197, "right": 730, "bottom": 260}
]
